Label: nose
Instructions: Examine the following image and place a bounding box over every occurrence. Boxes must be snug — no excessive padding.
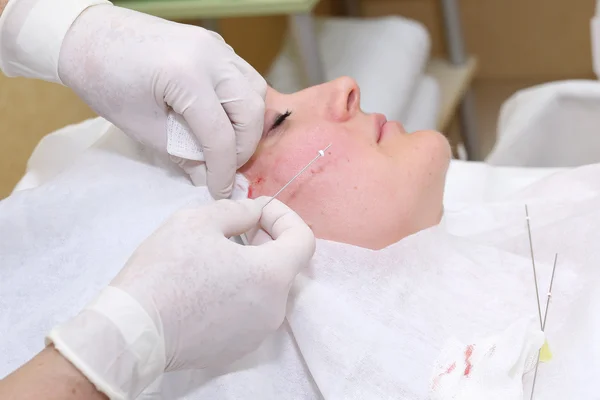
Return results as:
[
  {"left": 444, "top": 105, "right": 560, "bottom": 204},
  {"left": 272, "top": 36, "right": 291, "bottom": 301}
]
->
[{"left": 327, "top": 76, "right": 361, "bottom": 121}]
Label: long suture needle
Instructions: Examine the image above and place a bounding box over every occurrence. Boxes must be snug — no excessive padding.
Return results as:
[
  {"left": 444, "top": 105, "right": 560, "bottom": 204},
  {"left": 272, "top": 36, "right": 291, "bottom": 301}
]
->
[
  {"left": 262, "top": 143, "right": 332, "bottom": 209},
  {"left": 529, "top": 251, "right": 559, "bottom": 400},
  {"left": 542, "top": 254, "right": 558, "bottom": 331},
  {"left": 232, "top": 144, "right": 332, "bottom": 246},
  {"left": 525, "top": 205, "right": 543, "bottom": 329}
]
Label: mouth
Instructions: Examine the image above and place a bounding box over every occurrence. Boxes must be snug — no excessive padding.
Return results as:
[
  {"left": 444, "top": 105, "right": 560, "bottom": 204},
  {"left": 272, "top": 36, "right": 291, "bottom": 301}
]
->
[{"left": 373, "top": 113, "right": 388, "bottom": 143}]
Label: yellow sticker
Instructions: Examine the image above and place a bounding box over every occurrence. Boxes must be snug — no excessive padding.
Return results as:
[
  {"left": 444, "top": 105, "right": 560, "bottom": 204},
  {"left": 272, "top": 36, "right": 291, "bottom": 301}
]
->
[{"left": 539, "top": 340, "right": 552, "bottom": 362}]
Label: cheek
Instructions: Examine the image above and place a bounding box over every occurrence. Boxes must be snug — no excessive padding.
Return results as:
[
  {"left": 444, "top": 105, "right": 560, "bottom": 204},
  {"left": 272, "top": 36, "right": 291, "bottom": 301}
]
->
[
  {"left": 244, "top": 126, "right": 355, "bottom": 197},
  {"left": 246, "top": 150, "right": 353, "bottom": 199},
  {"left": 246, "top": 145, "right": 385, "bottom": 229}
]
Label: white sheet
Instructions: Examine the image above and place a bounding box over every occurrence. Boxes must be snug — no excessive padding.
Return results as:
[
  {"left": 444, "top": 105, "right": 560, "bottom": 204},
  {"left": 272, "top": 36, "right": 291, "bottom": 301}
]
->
[
  {"left": 486, "top": 80, "right": 600, "bottom": 167},
  {"left": 444, "top": 161, "right": 564, "bottom": 206},
  {"left": 13, "top": 117, "right": 112, "bottom": 192},
  {"left": 2, "top": 125, "right": 600, "bottom": 399}
]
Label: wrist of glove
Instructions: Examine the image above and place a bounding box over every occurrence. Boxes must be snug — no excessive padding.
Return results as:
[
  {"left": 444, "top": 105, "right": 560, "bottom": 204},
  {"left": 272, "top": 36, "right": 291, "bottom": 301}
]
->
[
  {"left": 47, "top": 287, "right": 165, "bottom": 400},
  {"left": 0, "top": 0, "right": 112, "bottom": 83},
  {"left": 47, "top": 198, "right": 315, "bottom": 399}
]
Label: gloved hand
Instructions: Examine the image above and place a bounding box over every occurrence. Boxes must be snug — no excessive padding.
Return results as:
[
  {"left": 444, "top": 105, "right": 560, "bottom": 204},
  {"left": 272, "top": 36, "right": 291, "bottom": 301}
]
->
[
  {"left": 47, "top": 197, "right": 315, "bottom": 400},
  {"left": 0, "top": 0, "right": 266, "bottom": 199}
]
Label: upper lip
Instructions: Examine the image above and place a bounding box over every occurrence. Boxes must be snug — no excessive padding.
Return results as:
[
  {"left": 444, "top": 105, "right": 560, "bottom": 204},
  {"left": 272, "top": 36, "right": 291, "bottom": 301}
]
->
[{"left": 373, "top": 113, "right": 387, "bottom": 142}]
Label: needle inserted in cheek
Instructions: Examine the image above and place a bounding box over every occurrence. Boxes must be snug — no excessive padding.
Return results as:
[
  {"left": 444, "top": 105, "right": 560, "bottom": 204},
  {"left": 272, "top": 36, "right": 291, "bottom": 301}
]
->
[
  {"left": 230, "top": 144, "right": 332, "bottom": 246},
  {"left": 262, "top": 143, "right": 332, "bottom": 209}
]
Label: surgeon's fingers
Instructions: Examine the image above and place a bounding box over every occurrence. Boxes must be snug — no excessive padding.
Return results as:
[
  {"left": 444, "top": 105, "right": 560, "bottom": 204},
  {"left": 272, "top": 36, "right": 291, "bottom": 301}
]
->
[
  {"left": 182, "top": 89, "right": 237, "bottom": 199},
  {"left": 201, "top": 199, "right": 262, "bottom": 238},
  {"left": 206, "top": 29, "right": 231, "bottom": 50},
  {"left": 255, "top": 197, "right": 316, "bottom": 279},
  {"left": 233, "top": 56, "right": 268, "bottom": 100},
  {"left": 170, "top": 157, "right": 208, "bottom": 186},
  {"left": 184, "top": 162, "right": 209, "bottom": 187},
  {"left": 247, "top": 229, "right": 274, "bottom": 246},
  {"left": 216, "top": 74, "right": 265, "bottom": 168}
]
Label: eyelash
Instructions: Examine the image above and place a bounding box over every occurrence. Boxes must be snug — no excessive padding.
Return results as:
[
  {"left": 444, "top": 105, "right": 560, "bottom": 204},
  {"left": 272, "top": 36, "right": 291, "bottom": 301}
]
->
[{"left": 271, "top": 110, "right": 292, "bottom": 131}]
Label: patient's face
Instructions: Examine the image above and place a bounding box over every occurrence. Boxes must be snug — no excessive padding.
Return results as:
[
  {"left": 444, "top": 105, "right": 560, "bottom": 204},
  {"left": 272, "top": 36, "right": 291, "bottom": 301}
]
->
[{"left": 240, "top": 77, "right": 451, "bottom": 249}]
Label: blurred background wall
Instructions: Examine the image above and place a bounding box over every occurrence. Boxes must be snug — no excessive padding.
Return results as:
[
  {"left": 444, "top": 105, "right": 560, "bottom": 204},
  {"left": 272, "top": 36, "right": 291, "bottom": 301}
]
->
[{"left": 0, "top": 0, "right": 596, "bottom": 197}]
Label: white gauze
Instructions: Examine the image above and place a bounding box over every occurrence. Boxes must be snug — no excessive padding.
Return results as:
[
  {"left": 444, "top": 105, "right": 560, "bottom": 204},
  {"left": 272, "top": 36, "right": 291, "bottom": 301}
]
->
[
  {"left": 2, "top": 129, "right": 600, "bottom": 399},
  {"left": 166, "top": 111, "right": 206, "bottom": 161}
]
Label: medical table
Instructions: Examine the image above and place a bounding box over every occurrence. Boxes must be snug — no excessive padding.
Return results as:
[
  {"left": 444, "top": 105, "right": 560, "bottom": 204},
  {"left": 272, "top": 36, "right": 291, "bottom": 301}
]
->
[{"left": 113, "top": 0, "right": 480, "bottom": 160}]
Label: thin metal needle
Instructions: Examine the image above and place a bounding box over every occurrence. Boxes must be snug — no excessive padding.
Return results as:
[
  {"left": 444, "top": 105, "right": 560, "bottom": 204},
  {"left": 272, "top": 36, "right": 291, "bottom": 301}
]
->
[
  {"left": 525, "top": 205, "right": 543, "bottom": 329},
  {"left": 542, "top": 254, "right": 558, "bottom": 331},
  {"left": 530, "top": 352, "right": 541, "bottom": 400},
  {"left": 530, "top": 253, "right": 559, "bottom": 400},
  {"left": 262, "top": 143, "right": 332, "bottom": 209}
]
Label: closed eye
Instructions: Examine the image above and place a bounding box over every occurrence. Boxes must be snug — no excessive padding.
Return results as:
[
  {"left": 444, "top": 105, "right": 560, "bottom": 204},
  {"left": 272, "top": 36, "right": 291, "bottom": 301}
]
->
[{"left": 271, "top": 110, "right": 291, "bottom": 131}]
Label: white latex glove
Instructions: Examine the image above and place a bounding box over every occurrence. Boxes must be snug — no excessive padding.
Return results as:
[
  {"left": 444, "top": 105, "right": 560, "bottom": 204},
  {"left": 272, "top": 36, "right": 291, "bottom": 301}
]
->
[
  {"left": 47, "top": 197, "right": 315, "bottom": 400},
  {"left": 0, "top": 0, "right": 266, "bottom": 199}
]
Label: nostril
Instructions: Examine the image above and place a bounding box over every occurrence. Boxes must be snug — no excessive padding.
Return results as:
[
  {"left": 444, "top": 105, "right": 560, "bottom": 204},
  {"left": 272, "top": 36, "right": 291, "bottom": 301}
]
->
[{"left": 347, "top": 89, "right": 357, "bottom": 111}]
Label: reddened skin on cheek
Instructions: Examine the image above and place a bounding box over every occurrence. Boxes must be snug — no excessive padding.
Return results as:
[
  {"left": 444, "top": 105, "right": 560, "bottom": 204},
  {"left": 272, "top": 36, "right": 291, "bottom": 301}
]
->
[
  {"left": 247, "top": 176, "right": 265, "bottom": 199},
  {"left": 309, "top": 164, "right": 325, "bottom": 175},
  {"left": 241, "top": 130, "right": 349, "bottom": 200},
  {"left": 250, "top": 153, "right": 335, "bottom": 202},
  {"left": 275, "top": 154, "right": 345, "bottom": 204}
]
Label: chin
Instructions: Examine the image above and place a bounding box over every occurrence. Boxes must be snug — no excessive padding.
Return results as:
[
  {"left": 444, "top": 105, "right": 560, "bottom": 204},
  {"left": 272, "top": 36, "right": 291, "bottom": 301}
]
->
[{"left": 414, "top": 129, "right": 452, "bottom": 162}]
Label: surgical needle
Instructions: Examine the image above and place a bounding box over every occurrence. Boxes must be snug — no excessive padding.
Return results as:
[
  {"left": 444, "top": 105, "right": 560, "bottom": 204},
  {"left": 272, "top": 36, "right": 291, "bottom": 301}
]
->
[
  {"left": 262, "top": 143, "right": 332, "bottom": 209},
  {"left": 529, "top": 253, "right": 558, "bottom": 400},
  {"left": 542, "top": 254, "right": 558, "bottom": 332},
  {"left": 525, "top": 204, "right": 543, "bottom": 329},
  {"left": 526, "top": 204, "right": 559, "bottom": 400}
]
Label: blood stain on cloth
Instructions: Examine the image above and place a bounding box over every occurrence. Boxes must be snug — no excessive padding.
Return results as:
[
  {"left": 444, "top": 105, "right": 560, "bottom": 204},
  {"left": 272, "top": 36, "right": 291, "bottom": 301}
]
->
[
  {"left": 431, "top": 362, "right": 456, "bottom": 390},
  {"left": 464, "top": 345, "right": 474, "bottom": 377},
  {"left": 446, "top": 363, "right": 456, "bottom": 374}
]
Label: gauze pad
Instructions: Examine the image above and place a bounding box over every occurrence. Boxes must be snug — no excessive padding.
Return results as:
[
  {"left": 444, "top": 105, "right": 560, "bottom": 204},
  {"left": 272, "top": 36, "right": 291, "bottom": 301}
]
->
[{"left": 166, "top": 112, "right": 206, "bottom": 161}]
